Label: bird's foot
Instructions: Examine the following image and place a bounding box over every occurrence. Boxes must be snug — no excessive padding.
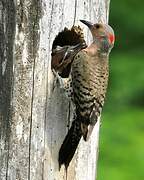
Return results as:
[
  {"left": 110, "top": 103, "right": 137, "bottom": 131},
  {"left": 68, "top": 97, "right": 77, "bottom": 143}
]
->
[{"left": 52, "top": 69, "right": 64, "bottom": 91}]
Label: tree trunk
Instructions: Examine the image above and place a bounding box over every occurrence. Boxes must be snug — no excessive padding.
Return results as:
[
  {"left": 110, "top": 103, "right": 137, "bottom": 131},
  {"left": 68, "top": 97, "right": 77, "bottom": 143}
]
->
[{"left": 0, "top": 0, "right": 110, "bottom": 179}]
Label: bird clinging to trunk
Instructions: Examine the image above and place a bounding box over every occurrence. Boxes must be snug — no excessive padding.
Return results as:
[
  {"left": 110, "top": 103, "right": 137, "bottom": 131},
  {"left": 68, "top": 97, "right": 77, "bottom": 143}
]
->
[{"left": 58, "top": 20, "right": 115, "bottom": 169}]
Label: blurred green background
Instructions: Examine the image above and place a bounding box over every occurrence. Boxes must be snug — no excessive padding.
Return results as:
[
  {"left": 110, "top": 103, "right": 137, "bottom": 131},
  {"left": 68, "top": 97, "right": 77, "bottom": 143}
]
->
[{"left": 98, "top": 1, "right": 144, "bottom": 179}]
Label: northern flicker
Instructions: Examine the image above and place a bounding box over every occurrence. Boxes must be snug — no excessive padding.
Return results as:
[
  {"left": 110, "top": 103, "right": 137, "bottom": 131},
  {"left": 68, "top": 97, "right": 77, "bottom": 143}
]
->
[{"left": 59, "top": 20, "right": 115, "bottom": 169}]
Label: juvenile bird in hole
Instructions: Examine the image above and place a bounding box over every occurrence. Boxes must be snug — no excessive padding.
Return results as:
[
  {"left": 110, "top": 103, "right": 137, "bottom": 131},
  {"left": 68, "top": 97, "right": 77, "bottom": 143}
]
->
[{"left": 58, "top": 20, "right": 115, "bottom": 169}]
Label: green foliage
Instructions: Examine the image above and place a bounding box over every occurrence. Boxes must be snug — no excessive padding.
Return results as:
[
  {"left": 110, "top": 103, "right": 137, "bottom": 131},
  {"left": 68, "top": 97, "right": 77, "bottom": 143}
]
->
[
  {"left": 97, "top": 53, "right": 144, "bottom": 179},
  {"left": 98, "top": 5, "right": 144, "bottom": 176},
  {"left": 98, "top": 109, "right": 144, "bottom": 180},
  {"left": 106, "top": 53, "right": 144, "bottom": 111},
  {"left": 109, "top": 0, "right": 144, "bottom": 52}
]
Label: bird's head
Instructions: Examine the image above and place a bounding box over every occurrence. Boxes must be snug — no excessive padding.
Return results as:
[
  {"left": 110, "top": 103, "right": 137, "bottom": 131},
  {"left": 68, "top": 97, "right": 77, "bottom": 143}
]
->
[{"left": 80, "top": 20, "right": 115, "bottom": 54}]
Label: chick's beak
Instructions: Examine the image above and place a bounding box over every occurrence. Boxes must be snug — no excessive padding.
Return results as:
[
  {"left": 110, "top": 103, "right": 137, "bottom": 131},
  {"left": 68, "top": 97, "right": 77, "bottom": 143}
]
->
[{"left": 80, "top": 20, "right": 93, "bottom": 29}]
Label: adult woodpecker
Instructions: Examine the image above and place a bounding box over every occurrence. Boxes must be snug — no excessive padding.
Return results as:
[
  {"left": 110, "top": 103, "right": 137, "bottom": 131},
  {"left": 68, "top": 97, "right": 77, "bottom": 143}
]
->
[{"left": 59, "top": 20, "right": 115, "bottom": 169}]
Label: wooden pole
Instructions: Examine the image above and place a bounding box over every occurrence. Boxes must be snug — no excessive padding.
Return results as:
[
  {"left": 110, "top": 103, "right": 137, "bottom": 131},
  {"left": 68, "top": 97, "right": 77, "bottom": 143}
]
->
[{"left": 0, "top": 0, "right": 110, "bottom": 179}]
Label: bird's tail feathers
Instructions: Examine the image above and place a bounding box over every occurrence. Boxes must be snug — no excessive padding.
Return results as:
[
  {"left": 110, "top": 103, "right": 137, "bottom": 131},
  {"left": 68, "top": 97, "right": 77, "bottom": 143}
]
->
[{"left": 59, "top": 119, "right": 82, "bottom": 169}]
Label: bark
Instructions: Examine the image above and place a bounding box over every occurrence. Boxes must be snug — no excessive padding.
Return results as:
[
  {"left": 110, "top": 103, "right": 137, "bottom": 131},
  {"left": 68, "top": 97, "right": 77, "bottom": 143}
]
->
[{"left": 0, "top": 0, "right": 110, "bottom": 180}]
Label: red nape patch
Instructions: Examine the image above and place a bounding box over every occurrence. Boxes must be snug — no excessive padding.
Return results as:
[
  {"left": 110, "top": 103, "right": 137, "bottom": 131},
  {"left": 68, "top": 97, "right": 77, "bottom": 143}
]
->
[{"left": 109, "top": 34, "right": 115, "bottom": 44}]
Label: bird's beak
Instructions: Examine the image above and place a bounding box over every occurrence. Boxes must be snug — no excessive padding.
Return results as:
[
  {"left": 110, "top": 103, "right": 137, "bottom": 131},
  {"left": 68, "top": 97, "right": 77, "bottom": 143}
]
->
[{"left": 80, "top": 20, "right": 93, "bottom": 29}]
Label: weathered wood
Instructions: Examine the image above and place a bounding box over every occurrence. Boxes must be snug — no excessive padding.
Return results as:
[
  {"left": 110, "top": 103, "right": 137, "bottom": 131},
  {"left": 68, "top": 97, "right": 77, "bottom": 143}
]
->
[
  {"left": 0, "top": 0, "right": 15, "bottom": 179},
  {"left": 0, "top": 0, "right": 110, "bottom": 180}
]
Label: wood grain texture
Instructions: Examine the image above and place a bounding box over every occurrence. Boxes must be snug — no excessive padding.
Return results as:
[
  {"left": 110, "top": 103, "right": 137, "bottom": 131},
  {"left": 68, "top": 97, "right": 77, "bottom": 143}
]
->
[{"left": 0, "top": 0, "right": 110, "bottom": 179}]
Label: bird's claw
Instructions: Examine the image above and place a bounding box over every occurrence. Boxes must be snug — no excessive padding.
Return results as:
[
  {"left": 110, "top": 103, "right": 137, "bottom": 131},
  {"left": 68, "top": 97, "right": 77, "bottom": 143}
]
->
[{"left": 52, "top": 69, "right": 64, "bottom": 91}]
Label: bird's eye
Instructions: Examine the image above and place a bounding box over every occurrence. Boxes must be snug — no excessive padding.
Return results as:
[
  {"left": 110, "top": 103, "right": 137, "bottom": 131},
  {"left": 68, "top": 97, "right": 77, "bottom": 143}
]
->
[{"left": 95, "top": 24, "right": 100, "bottom": 29}]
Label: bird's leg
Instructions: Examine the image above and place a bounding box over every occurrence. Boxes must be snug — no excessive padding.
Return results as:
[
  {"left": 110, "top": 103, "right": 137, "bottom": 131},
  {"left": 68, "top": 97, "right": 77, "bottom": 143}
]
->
[
  {"left": 52, "top": 69, "right": 65, "bottom": 90},
  {"left": 52, "top": 69, "right": 73, "bottom": 97}
]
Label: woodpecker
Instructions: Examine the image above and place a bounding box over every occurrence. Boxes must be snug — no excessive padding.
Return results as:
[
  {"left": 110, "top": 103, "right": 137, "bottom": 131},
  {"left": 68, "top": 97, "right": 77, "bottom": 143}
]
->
[{"left": 59, "top": 20, "right": 115, "bottom": 169}]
